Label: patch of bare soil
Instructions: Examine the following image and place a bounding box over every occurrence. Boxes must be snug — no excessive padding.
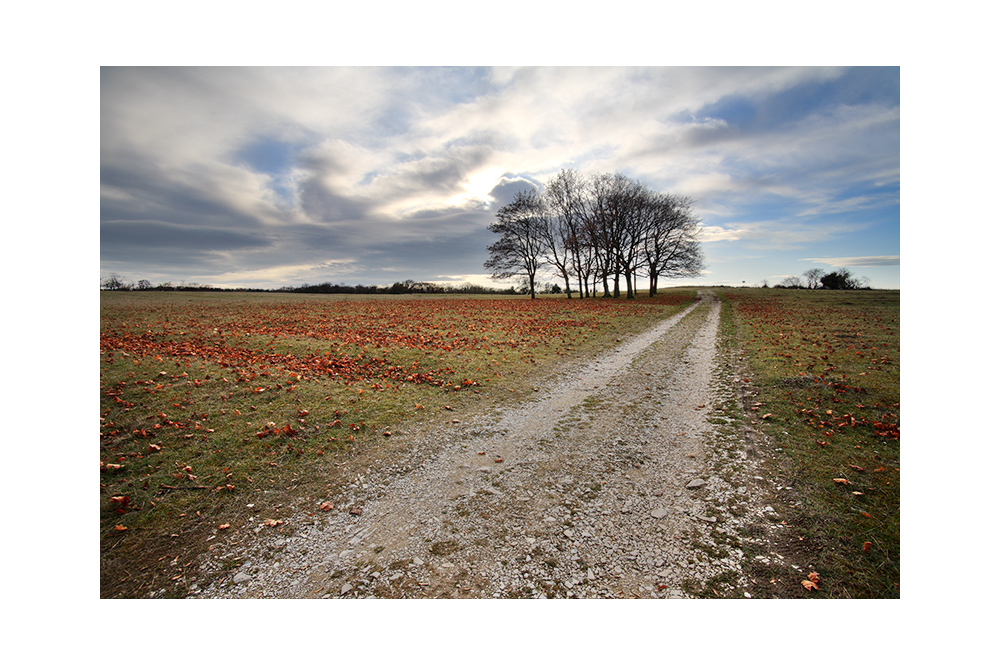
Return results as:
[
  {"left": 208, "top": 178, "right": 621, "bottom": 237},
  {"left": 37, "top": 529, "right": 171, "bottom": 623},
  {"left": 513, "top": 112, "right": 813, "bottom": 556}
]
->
[{"left": 191, "top": 291, "right": 796, "bottom": 599}]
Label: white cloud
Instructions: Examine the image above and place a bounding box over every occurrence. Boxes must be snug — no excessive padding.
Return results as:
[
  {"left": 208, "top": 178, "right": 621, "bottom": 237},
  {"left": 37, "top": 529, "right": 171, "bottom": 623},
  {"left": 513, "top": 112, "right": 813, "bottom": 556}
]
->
[
  {"left": 203, "top": 259, "right": 360, "bottom": 289},
  {"left": 802, "top": 256, "right": 900, "bottom": 267},
  {"left": 698, "top": 225, "right": 748, "bottom": 242}
]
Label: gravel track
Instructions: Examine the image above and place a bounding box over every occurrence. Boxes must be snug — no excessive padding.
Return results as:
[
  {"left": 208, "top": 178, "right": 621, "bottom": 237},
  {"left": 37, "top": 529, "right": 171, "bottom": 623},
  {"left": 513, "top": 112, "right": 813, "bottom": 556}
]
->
[{"left": 200, "top": 290, "right": 771, "bottom": 599}]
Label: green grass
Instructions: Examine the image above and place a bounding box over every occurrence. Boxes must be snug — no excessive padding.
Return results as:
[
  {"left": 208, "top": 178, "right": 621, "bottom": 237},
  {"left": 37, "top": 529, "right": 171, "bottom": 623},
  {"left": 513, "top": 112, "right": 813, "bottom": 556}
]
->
[{"left": 717, "top": 288, "right": 900, "bottom": 598}]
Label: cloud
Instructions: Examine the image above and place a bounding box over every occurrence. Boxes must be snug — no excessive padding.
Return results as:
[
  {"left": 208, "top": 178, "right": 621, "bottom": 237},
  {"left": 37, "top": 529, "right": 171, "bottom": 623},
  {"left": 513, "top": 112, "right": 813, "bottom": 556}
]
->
[
  {"left": 802, "top": 256, "right": 900, "bottom": 267},
  {"left": 697, "top": 225, "right": 747, "bottom": 242},
  {"left": 101, "top": 67, "right": 899, "bottom": 289}
]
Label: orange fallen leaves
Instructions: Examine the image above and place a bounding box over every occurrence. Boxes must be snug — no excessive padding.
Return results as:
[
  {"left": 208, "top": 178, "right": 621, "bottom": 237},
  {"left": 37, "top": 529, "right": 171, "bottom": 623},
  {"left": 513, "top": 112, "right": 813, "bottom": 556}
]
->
[
  {"left": 109, "top": 495, "right": 130, "bottom": 509},
  {"left": 319, "top": 501, "right": 334, "bottom": 512}
]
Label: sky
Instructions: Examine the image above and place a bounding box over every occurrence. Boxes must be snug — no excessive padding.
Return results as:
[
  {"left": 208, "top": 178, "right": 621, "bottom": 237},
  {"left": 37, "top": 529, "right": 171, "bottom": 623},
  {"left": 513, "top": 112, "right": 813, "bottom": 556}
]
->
[{"left": 101, "top": 67, "right": 899, "bottom": 290}]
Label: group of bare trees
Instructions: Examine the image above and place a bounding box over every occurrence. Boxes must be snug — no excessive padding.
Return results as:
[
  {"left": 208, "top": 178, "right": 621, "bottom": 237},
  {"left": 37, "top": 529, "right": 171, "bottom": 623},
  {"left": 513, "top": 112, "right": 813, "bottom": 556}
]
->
[
  {"left": 777, "top": 268, "right": 871, "bottom": 290},
  {"left": 485, "top": 170, "right": 703, "bottom": 299},
  {"left": 100, "top": 274, "right": 216, "bottom": 291}
]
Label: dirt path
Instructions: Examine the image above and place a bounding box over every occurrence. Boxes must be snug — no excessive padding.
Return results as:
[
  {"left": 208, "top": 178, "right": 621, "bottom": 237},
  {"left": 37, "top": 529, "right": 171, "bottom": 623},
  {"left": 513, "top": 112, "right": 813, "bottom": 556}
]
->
[{"left": 201, "top": 290, "right": 772, "bottom": 598}]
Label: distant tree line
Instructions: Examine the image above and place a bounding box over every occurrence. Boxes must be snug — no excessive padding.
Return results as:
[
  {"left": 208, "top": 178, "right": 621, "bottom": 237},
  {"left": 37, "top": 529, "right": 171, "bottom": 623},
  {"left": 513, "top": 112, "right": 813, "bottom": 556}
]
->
[
  {"left": 485, "top": 169, "right": 704, "bottom": 299},
  {"left": 283, "top": 279, "right": 521, "bottom": 295},
  {"left": 100, "top": 274, "right": 528, "bottom": 295},
  {"left": 100, "top": 274, "right": 237, "bottom": 291},
  {"left": 774, "top": 267, "right": 872, "bottom": 290}
]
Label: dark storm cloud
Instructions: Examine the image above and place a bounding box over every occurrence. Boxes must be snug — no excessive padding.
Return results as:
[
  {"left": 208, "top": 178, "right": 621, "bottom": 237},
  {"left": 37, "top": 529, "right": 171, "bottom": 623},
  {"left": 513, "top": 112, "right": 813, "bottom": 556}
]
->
[
  {"left": 297, "top": 178, "right": 370, "bottom": 223},
  {"left": 101, "top": 161, "right": 268, "bottom": 229},
  {"left": 101, "top": 219, "right": 271, "bottom": 268}
]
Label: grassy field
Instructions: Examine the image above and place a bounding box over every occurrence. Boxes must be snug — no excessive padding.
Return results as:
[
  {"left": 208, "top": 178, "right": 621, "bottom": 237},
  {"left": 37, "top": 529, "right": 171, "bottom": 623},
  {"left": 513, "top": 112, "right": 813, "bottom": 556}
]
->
[
  {"left": 100, "top": 287, "right": 900, "bottom": 599},
  {"left": 717, "top": 288, "right": 900, "bottom": 598},
  {"left": 99, "top": 289, "right": 698, "bottom": 598}
]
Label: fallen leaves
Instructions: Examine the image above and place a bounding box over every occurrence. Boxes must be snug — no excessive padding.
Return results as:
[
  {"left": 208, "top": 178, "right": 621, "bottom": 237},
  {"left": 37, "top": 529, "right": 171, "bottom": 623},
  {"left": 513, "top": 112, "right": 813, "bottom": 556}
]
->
[
  {"left": 319, "top": 501, "right": 334, "bottom": 512},
  {"left": 217, "top": 523, "right": 230, "bottom": 530},
  {"left": 801, "top": 572, "right": 821, "bottom": 591},
  {"left": 109, "top": 495, "right": 130, "bottom": 510}
]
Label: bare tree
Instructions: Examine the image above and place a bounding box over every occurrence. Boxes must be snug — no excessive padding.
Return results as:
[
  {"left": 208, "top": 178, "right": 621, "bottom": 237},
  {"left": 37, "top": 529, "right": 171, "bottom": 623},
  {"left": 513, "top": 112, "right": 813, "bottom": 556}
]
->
[
  {"left": 101, "top": 273, "right": 129, "bottom": 290},
  {"left": 585, "top": 172, "right": 637, "bottom": 297},
  {"left": 803, "top": 268, "right": 824, "bottom": 289},
  {"left": 608, "top": 174, "right": 648, "bottom": 299},
  {"left": 543, "top": 169, "right": 589, "bottom": 298},
  {"left": 485, "top": 190, "right": 548, "bottom": 299},
  {"left": 641, "top": 194, "right": 703, "bottom": 296}
]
